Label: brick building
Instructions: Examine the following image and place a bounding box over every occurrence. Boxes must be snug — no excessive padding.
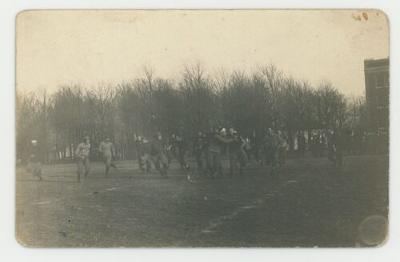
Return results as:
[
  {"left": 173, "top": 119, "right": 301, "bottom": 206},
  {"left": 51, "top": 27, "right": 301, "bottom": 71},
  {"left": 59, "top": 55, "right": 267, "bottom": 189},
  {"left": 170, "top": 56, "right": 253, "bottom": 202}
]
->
[{"left": 364, "top": 58, "right": 389, "bottom": 133}]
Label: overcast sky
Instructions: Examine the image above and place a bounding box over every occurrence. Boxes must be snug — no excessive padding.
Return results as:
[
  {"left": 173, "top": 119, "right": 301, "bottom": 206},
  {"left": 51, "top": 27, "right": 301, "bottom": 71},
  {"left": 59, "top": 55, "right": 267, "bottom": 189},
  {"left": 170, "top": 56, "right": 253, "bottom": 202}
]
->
[{"left": 16, "top": 10, "right": 389, "bottom": 97}]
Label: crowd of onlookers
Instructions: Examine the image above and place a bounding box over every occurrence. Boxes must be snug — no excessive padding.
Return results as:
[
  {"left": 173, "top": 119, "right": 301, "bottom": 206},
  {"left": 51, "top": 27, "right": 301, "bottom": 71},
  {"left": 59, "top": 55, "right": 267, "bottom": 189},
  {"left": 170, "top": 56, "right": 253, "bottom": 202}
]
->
[{"left": 298, "top": 129, "right": 388, "bottom": 158}]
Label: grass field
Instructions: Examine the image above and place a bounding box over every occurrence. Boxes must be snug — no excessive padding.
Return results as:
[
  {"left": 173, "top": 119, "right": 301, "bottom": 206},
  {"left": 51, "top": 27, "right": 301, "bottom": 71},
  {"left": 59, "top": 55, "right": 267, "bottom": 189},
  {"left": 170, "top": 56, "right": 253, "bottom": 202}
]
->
[{"left": 15, "top": 155, "right": 388, "bottom": 247}]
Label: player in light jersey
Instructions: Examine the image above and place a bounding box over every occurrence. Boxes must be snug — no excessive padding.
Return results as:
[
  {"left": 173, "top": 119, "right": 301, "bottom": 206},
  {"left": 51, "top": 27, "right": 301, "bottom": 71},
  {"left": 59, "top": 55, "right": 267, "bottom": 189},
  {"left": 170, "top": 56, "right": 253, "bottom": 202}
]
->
[
  {"left": 99, "top": 137, "right": 117, "bottom": 176},
  {"left": 27, "top": 139, "right": 43, "bottom": 181},
  {"left": 75, "top": 136, "right": 91, "bottom": 182}
]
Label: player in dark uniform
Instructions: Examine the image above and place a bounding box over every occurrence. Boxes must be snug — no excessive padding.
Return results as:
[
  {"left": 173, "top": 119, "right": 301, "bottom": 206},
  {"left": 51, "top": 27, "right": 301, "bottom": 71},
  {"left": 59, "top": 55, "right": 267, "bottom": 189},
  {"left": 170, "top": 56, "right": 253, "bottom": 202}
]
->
[
  {"left": 206, "top": 128, "right": 233, "bottom": 178},
  {"left": 170, "top": 133, "right": 189, "bottom": 170},
  {"left": 263, "top": 129, "right": 281, "bottom": 176},
  {"left": 328, "top": 129, "right": 344, "bottom": 168},
  {"left": 193, "top": 131, "right": 207, "bottom": 175},
  {"left": 205, "top": 128, "right": 221, "bottom": 178},
  {"left": 227, "top": 128, "right": 248, "bottom": 177},
  {"left": 150, "top": 132, "right": 169, "bottom": 177},
  {"left": 297, "top": 131, "right": 306, "bottom": 156}
]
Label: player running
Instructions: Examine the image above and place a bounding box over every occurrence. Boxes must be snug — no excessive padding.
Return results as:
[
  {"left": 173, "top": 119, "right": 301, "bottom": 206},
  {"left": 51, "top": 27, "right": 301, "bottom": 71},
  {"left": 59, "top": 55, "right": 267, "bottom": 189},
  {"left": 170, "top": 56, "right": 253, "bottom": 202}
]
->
[
  {"left": 98, "top": 137, "right": 117, "bottom": 176},
  {"left": 135, "top": 135, "right": 152, "bottom": 174},
  {"left": 75, "top": 135, "right": 91, "bottom": 182}
]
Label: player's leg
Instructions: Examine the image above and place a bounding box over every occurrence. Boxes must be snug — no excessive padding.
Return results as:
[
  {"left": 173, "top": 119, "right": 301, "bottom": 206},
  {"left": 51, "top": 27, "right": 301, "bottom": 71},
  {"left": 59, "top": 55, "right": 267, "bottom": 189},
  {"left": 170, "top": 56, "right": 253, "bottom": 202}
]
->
[
  {"left": 33, "top": 162, "right": 43, "bottom": 181},
  {"left": 138, "top": 152, "right": 145, "bottom": 172},
  {"left": 182, "top": 150, "right": 190, "bottom": 170},
  {"left": 151, "top": 154, "right": 161, "bottom": 174},
  {"left": 139, "top": 154, "right": 146, "bottom": 173},
  {"left": 280, "top": 147, "right": 287, "bottom": 167},
  {"left": 207, "top": 153, "right": 212, "bottom": 177},
  {"left": 270, "top": 149, "right": 278, "bottom": 177},
  {"left": 84, "top": 158, "right": 90, "bottom": 177},
  {"left": 103, "top": 155, "right": 107, "bottom": 175},
  {"left": 105, "top": 156, "right": 111, "bottom": 176},
  {"left": 216, "top": 152, "right": 223, "bottom": 178},
  {"left": 160, "top": 152, "right": 169, "bottom": 176},
  {"left": 156, "top": 154, "right": 166, "bottom": 176},
  {"left": 145, "top": 154, "right": 152, "bottom": 174},
  {"left": 195, "top": 152, "right": 201, "bottom": 174},
  {"left": 228, "top": 149, "right": 234, "bottom": 177},
  {"left": 209, "top": 152, "right": 217, "bottom": 178},
  {"left": 77, "top": 159, "right": 83, "bottom": 182},
  {"left": 201, "top": 151, "right": 207, "bottom": 177},
  {"left": 30, "top": 161, "right": 36, "bottom": 178},
  {"left": 109, "top": 154, "right": 117, "bottom": 169},
  {"left": 238, "top": 150, "right": 246, "bottom": 176},
  {"left": 166, "top": 148, "right": 173, "bottom": 164},
  {"left": 206, "top": 151, "right": 213, "bottom": 178}
]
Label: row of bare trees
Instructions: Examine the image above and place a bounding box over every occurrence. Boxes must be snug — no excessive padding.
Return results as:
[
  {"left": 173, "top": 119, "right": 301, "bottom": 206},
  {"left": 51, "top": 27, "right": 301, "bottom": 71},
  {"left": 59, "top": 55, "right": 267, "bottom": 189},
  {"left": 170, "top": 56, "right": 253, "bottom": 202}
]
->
[{"left": 16, "top": 64, "right": 367, "bottom": 162}]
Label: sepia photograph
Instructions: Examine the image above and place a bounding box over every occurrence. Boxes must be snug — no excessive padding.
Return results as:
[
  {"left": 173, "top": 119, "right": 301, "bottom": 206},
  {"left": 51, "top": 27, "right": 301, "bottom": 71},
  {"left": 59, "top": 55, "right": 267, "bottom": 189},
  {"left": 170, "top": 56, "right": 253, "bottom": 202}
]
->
[{"left": 15, "top": 10, "right": 389, "bottom": 248}]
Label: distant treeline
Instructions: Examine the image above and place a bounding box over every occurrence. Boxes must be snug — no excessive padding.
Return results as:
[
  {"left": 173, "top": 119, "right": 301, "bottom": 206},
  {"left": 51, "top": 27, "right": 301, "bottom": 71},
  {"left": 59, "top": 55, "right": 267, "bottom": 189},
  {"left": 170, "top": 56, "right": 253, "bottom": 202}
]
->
[{"left": 16, "top": 64, "right": 367, "bottom": 162}]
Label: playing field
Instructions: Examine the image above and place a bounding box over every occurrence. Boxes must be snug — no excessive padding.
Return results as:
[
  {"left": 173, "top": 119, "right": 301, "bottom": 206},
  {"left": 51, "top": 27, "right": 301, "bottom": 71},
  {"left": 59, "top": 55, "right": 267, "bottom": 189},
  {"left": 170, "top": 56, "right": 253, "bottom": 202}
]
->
[{"left": 15, "top": 155, "right": 388, "bottom": 247}]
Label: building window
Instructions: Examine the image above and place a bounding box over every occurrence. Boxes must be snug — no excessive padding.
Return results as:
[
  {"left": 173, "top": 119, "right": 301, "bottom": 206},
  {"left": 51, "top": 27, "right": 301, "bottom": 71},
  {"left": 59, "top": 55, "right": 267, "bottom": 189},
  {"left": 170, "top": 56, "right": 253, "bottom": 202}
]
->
[
  {"left": 384, "top": 72, "right": 389, "bottom": 88},
  {"left": 375, "top": 87, "right": 388, "bottom": 108},
  {"left": 376, "top": 73, "right": 384, "bottom": 89}
]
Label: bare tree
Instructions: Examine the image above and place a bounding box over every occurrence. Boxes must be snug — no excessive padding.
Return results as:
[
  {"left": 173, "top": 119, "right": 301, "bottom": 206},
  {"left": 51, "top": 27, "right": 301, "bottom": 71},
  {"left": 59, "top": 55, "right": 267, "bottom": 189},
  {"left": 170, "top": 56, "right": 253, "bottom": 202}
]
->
[
  {"left": 180, "top": 63, "right": 218, "bottom": 135},
  {"left": 315, "top": 82, "right": 347, "bottom": 130},
  {"left": 17, "top": 63, "right": 367, "bottom": 162}
]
